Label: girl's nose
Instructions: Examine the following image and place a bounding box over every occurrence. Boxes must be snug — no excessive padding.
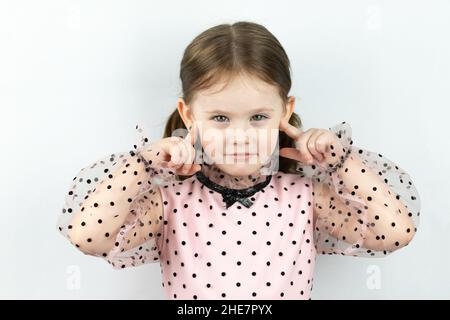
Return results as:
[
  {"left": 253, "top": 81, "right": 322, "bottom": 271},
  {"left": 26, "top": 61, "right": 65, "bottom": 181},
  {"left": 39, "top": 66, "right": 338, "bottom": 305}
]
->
[{"left": 233, "top": 132, "right": 249, "bottom": 144}]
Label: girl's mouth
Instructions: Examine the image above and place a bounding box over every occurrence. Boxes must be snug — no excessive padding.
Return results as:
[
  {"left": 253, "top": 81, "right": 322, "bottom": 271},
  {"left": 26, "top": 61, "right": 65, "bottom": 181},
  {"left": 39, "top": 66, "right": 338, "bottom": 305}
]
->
[{"left": 225, "top": 153, "right": 257, "bottom": 159}]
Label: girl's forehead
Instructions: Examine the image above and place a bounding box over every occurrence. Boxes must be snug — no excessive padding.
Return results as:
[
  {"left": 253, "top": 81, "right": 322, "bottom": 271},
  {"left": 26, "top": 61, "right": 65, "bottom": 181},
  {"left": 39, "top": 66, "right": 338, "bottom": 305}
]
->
[{"left": 193, "top": 77, "right": 282, "bottom": 113}]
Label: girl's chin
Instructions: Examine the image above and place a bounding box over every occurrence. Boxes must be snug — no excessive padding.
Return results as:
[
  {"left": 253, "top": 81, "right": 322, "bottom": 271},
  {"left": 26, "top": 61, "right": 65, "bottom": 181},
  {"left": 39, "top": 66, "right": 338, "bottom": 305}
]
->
[{"left": 214, "top": 163, "right": 263, "bottom": 177}]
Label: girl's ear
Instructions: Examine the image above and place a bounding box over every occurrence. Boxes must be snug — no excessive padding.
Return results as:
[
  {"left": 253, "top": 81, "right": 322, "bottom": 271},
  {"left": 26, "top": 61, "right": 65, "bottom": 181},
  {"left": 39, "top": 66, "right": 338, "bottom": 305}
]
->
[
  {"left": 177, "top": 97, "right": 194, "bottom": 128},
  {"left": 282, "top": 96, "right": 296, "bottom": 122}
]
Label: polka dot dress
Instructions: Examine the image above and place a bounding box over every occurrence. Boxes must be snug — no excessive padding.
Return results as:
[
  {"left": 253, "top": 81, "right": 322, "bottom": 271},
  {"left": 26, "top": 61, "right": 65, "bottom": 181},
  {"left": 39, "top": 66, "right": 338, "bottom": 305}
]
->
[
  {"left": 158, "top": 169, "right": 315, "bottom": 300},
  {"left": 57, "top": 121, "right": 421, "bottom": 299}
]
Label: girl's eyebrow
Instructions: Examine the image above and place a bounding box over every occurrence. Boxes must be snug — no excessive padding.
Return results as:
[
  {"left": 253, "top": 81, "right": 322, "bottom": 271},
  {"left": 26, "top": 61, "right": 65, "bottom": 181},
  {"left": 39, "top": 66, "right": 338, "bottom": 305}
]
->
[{"left": 204, "top": 107, "right": 275, "bottom": 115}]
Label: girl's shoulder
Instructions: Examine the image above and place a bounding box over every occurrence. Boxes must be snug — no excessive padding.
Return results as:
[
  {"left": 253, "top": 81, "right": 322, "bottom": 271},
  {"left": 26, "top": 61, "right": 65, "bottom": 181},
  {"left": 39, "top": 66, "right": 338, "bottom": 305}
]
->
[{"left": 270, "top": 170, "right": 313, "bottom": 187}]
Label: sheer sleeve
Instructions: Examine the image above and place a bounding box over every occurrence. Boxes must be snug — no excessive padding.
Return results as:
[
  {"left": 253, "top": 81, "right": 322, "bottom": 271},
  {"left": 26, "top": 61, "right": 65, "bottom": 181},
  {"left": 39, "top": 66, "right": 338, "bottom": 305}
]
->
[
  {"left": 295, "top": 122, "right": 421, "bottom": 257},
  {"left": 57, "top": 124, "right": 177, "bottom": 269}
]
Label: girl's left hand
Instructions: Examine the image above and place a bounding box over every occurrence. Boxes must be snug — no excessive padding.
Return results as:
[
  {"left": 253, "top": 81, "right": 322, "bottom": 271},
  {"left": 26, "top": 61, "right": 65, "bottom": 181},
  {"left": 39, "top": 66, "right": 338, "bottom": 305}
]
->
[{"left": 278, "top": 118, "right": 345, "bottom": 169}]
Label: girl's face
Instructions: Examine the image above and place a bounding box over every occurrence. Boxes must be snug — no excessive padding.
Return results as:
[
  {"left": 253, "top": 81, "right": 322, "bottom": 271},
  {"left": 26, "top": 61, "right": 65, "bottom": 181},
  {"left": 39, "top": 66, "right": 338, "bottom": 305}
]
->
[{"left": 178, "top": 73, "right": 295, "bottom": 177}]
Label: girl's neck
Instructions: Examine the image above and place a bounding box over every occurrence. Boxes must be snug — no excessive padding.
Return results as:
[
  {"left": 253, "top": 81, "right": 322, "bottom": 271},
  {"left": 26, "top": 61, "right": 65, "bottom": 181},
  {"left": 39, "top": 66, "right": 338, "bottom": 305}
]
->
[{"left": 198, "top": 162, "right": 272, "bottom": 190}]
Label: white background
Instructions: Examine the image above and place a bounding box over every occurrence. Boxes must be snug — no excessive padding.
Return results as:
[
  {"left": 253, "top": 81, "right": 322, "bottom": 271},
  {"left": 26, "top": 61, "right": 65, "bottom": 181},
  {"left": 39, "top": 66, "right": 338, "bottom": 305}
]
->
[{"left": 1, "top": 0, "right": 449, "bottom": 299}]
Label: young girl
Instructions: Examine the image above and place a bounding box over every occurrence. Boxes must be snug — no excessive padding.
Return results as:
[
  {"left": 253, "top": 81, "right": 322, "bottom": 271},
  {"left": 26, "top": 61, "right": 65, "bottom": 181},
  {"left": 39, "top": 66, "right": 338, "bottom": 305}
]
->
[{"left": 57, "top": 21, "right": 421, "bottom": 300}]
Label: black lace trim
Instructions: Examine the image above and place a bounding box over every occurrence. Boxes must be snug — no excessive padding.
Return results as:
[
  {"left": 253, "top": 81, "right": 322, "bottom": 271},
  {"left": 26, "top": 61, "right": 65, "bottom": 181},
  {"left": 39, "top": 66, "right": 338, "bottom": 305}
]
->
[{"left": 195, "top": 171, "right": 272, "bottom": 209}]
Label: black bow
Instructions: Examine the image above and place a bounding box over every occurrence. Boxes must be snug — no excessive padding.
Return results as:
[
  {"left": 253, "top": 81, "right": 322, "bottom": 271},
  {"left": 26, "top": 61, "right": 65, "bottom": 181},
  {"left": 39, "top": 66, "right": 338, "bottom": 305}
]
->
[
  {"left": 195, "top": 171, "right": 272, "bottom": 209},
  {"left": 222, "top": 192, "right": 254, "bottom": 209}
]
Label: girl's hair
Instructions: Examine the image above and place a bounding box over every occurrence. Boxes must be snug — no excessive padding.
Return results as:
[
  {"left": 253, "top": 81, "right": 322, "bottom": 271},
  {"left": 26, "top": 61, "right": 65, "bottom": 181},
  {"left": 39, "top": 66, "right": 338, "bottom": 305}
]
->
[{"left": 163, "top": 21, "right": 303, "bottom": 180}]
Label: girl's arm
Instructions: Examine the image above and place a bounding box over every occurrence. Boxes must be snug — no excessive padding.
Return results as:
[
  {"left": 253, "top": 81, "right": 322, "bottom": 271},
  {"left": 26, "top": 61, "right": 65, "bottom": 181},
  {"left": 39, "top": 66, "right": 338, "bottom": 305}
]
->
[
  {"left": 57, "top": 124, "right": 178, "bottom": 269},
  {"left": 281, "top": 121, "right": 421, "bottom": 257},
  {"left": 312, "top": 148, "right": 417, "bottom": 254}
]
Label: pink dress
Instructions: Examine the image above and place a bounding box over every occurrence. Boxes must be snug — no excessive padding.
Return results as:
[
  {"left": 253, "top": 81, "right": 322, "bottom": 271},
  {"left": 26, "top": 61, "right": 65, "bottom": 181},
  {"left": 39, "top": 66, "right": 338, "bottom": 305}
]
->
[
  {"left": 57, "top": 122, "right": 421, "bottom": 300},
  {"left": 157, "top": 168, "right": 315, "bottom": 299}
]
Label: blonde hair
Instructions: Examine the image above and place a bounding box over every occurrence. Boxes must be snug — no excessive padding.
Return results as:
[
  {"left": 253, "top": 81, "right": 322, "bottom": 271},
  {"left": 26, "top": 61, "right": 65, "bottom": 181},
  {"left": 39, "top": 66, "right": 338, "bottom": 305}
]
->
[{"left": 163, "top": 21, "right": 303, "bottom": 180}]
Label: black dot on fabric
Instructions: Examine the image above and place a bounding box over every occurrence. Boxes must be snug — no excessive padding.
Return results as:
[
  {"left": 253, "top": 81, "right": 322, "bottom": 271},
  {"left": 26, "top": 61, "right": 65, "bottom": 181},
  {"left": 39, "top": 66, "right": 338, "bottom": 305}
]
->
[
  {"left": 81, "top": 221, "right": 86, "bottom": 226},
  {"left": 98, "top": 219, "right": 102, "bottom": 224},
  {"left": 93, "top": 203, "right": 98, "bottom": 207}
]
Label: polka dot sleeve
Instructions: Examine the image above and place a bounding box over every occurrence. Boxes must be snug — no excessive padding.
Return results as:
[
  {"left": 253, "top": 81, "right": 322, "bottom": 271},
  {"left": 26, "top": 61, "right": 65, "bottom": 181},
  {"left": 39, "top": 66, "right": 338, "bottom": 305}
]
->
[
  {"left": 295, "top": 122, "right": 421, "bottom": 257},
  {"left": 57, "top": 124, "right": 177, "bottom": 269}
]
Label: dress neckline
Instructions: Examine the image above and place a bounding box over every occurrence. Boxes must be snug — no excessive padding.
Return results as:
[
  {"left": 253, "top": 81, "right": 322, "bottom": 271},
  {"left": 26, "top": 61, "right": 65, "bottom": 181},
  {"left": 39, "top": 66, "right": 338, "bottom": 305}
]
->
[{"left": 195, "top": 169, "right": 272, "bottom": 209}]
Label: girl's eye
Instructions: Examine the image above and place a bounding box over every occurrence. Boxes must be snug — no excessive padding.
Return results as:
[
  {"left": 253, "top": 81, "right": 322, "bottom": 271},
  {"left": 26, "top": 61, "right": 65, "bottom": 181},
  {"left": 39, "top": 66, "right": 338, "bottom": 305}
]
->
[
  {"left": 251, "top": 114, "right": 268, "bottom": 121},
  {"left": 211, "top": 115, "right": 229, "bottom": 122}
]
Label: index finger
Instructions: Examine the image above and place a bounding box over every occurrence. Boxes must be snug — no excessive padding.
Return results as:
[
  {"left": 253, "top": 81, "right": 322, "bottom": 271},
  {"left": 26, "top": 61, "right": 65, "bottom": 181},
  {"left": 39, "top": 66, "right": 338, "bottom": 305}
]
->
[
  {"left": 184, "top": 121, "right": 199, "bottom": 146},
  {"left": 279, "top": 118, "right": 303, "bottom": 141}
]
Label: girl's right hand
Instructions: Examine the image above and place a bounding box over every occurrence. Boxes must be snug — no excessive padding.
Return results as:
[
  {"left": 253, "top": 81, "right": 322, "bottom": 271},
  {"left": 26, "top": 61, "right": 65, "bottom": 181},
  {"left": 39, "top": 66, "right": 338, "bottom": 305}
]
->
[{"left": 141, "top": 124, "right": 202, "bottom": 176}]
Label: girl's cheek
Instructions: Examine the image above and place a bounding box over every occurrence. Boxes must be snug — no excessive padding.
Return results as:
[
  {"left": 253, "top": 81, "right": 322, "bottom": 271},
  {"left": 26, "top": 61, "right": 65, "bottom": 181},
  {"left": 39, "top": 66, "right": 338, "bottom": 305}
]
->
[{"left": 200, "top": 132, "right": 225, "bottom": 162}]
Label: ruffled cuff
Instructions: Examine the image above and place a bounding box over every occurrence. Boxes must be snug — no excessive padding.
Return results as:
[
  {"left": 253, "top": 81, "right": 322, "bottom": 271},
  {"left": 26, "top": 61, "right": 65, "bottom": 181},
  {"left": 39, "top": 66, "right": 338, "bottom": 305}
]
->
[
  {"left": 57, "top": 123, "right": 176, "bottom": 268},
  {"left": 295, "top": 122, "right": 421, "bottom": 257}
]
